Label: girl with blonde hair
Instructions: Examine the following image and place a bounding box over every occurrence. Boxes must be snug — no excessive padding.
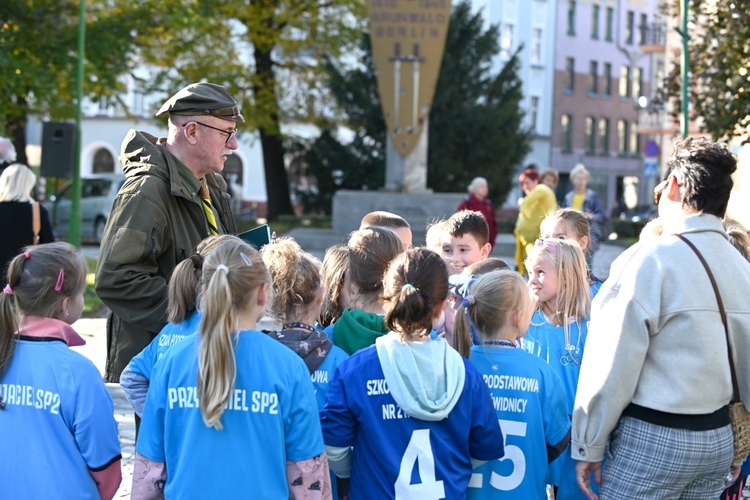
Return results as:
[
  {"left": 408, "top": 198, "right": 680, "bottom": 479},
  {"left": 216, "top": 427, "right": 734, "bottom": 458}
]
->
[
  {"left": 133, "top": 237, "right": 330, "bottom": 499},
  {"left": 455, "top": 270, "right": 571, "bottom": 499},
  {"left": 321, "top": 248, "right": 504, "bottom": 498},
  {"left": 523, "top": 238, "right": 592, "bottom": 499}
]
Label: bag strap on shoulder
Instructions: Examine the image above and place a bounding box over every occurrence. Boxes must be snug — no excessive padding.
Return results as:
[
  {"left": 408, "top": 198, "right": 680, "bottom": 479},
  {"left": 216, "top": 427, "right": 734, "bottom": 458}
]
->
[{"left": 31, "top": 202, "right": 40, "bottom": 244}]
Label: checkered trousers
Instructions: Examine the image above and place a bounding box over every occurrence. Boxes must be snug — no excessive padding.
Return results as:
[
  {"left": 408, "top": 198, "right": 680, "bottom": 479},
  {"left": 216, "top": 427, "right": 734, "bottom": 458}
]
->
[{"left": 600, "top": 416, "right": 734, "bottom": 499}]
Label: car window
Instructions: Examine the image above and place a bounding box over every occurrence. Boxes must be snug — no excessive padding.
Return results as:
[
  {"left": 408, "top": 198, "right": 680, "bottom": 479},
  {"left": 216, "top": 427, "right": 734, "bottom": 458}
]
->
[{"left": 82, "top": 179, "right": 111, "bottom": 198}]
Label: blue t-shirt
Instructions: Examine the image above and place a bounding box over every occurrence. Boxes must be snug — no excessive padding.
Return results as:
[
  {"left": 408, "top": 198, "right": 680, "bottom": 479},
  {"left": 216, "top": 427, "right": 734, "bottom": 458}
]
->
[
  {"left": 137, "top": 330, "right": 325, "bottom": 498},
  {"left": 128, "top": 310, "right": 202, "bottom": 380},
  {"left": 468, "top": 346, "right": 571, "bottom": 500},
  {"left": 521, "top": 311, "right": 594, "bottom": 499},
  {"left": 311, "top": 345, "right": 348, "bottom": 410},
  {"left": 321, "top": 345, "right": 505, "bottom": 499},
  {"left": 0, "top": 339, "right": 121, "bottom": 499}
]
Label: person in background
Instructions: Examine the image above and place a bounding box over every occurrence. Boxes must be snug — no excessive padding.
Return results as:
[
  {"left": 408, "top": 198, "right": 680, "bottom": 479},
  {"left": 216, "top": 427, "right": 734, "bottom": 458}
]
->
[
  {"left": 457, "top": 270, "right": 571, "bottom": 499},
  {"left": 318, "top": 244, "right": 350, "bottom": 328},
  {"left": 321, "top": 248, "right": 506, "bottom": 498},
  {"left": 573, "top": 137, "right": 750, "bottom": 499},
  {"left": 458, "top": 177, "right": 497, "bottom": 249},
  {"left": 563, "top": 163, "right": 607, "bottom": 260},
  {"left": 360, "top": 211, "right": 412, "bottom": 249},
  {"left": 133, "top": 237, "right": 330, "bottom": 498},
  {"left": 96, "top": 82, "right": 239, "bottom": 386},
  {"left": 425, "top": 218, "right": 447, "bottom": 253},
  {"left": 0, "top": 164, "right": 54, "bottom": 272},
  {"left": 0, "top": 243, "right": 122, "bottom": 499},
  {"left": 541, "top": 168, "right": 560, "bottom": 192},
  {"left": 0, "top": 137, "right": 17, "bottom": 173},
  {"left": 514, "top": 168, "right": 557, "bottom": 275}
]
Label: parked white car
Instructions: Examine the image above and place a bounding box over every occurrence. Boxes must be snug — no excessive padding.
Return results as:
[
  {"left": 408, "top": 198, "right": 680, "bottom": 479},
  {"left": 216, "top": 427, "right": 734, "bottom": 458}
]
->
[{"left": 44, "top": 173, "right": 126, "bottom": 244}]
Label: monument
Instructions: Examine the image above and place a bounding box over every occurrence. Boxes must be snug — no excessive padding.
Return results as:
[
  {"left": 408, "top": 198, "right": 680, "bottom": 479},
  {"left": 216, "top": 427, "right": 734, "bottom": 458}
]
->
[{"left": 333, "top": 0, "right": 459, "bottom": 237}]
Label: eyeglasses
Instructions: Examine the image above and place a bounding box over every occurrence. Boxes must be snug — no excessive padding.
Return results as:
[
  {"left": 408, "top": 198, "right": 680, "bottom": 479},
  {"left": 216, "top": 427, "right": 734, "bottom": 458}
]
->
[
  {"left": 653, "top": 178, "right": 669, "bottom": 205},
  {"left": 184, "top": 121, "right": 238, "bottom": 144}
]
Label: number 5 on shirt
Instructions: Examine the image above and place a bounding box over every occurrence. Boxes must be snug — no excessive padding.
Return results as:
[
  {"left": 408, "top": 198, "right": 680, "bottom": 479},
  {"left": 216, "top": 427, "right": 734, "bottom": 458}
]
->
[
  {"left": 469, "top": 419, "right": 527, "bottom": 491},
  {"left": 394, "top": 429, "right": 446, "bottom": 499}
]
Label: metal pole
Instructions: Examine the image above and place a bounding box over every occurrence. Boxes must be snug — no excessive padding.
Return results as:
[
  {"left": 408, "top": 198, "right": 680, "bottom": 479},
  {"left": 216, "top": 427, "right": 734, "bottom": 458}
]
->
[
  {"left": 680, "top": 0, "right": 689, "bottom": 138},
  {"left": 70, "top": 0, "right": 85, "bottom": 247}
]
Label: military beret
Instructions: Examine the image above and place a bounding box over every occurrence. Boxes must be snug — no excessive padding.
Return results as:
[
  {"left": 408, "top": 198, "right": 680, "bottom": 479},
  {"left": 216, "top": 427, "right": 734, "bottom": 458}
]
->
[{"left": 156, "top": 82, "right": 244, "bottom": 123}]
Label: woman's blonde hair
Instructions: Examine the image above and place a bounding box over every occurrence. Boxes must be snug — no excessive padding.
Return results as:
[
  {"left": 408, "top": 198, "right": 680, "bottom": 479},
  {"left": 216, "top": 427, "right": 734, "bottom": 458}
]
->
[
  {"left": 318, "top": 245, "right": 349, "bottom": 327},
  {"left": 524, "top": 238, "right": 590, "bottom": 327},
  {"left": 382, "top": 248, "right": 448, "bottom": 341},
  {"left": 261, "top": 237, "right": 322, "bottom": 323},
  {"left": 0, "top": 164, "right": 36, "bottom": 202},
  {"left": 197, "top": 237, "right": 270, "bottom": 430},
  {"left": 454, "top": 270, "right": 530, "bottom": 358}
]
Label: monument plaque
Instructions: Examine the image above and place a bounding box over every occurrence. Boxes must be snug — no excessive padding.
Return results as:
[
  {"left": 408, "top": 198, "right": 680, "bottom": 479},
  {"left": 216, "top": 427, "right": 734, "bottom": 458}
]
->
[{"left": 368, "top": 0, "right": 452, "bottom": 158}]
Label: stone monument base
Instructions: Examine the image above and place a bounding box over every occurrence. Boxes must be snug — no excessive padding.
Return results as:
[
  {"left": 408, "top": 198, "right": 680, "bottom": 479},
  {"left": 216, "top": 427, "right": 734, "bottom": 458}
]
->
[{"left": 332, "top": 190, "right": 464, "bottom": 242}]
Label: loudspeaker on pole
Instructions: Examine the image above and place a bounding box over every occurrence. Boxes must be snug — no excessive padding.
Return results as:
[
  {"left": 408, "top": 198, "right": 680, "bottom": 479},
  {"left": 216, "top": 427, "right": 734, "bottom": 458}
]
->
[{"left": 40, "top": 122, "right": 76, "bottom": 178}]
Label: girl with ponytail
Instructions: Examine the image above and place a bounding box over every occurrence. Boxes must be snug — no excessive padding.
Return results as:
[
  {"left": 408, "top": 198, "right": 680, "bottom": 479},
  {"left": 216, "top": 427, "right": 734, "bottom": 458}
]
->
[{"left": 133, "top": 237, "right": 330, "bottom": 499}]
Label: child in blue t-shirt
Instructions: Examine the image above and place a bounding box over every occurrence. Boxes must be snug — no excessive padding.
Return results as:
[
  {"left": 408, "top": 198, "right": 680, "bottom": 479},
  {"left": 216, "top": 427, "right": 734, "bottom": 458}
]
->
[
  {"left": 539, "top": 208, "right": 603, "bottom": 297},
  {"left": 321, "top": 247, "right": 505, "bottom": 498},
  {"left": 120, "top": 235, "right": 232, "bottom": 417},
  {"left": 134, "top": 237, "right": 330, "bottom": 498},
  {"left": 522, "top": 238, "right": 594, "bottom": 500},
  {"left": 0, "top": 242, "right": 122, "bottom": 499},
  {"left": 455, "top": 269, "right": 571, "bottom": 499}
]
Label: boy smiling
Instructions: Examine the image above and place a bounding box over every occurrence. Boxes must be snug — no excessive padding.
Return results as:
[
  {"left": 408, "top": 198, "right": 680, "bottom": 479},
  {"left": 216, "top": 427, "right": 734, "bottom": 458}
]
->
[{"left": 439, "top": 210, "right": 492, "bottom": 275}]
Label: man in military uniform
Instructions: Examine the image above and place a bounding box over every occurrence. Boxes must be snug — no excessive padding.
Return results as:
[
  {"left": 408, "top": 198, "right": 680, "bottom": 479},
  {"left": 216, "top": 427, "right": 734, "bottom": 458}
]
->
[{"left": 96, "top": 82, "right": 241, "bottom": 384}]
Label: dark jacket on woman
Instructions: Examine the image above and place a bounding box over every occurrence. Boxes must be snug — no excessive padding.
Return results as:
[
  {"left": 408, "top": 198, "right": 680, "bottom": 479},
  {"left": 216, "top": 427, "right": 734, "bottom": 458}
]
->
[{"left": 0, "top": 201, "right": 54, "bottom": 272}]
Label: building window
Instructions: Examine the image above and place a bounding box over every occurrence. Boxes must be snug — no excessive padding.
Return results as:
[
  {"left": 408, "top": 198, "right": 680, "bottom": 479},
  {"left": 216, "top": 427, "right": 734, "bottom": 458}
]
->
[
  {"left": 93, "top": 148, "right": 115, "bottom": 173},
  {"left": 500, "top": 23, "right": 514, "bottom": 60},
  {"left": 565, "top": 57, "right": 575, "bottom": 92},
  {"left": 639, "top": 13, "right": 648, "bottom": 45},
  {"left": 619, "top": 65, "right": 631, "bottom": 98},
  {"left": 585, "top": 117, "right": 596, "bottom": 153},
  {"left": 562, "top": 114, "right": 573, "bottom": 152},
  {"left": 603, "top": 63, "right": 612, "bottom": 96},
  {"left": 531, "top": 28, "right": 542, "bottom": 64},
  {"left": 591, "top": 4, "right": 600, "bottom": 39},
  {"left": 529, "top": 96, "right": 540, "bottom": 131},
  {"left": 97, "top": 96, "right": 108, "bottom": 115},
  {"left": 630, "top": 122, "right": 640, "bottom": 155},
  {"left": 132, "top": 92, "right": 144, "bottom": 115},
  {"left": 618, "top": 119, "right": 628, "bottom": 154},
  {"left": 599, "top": 118, "right": 609, "bottom": 153},
  {"left": 567, "top": 1, "right": 576, "bottom": 35},
  {"left": 626, "top": 11, "right": 635, "bottom": 45},
  {"left": 632, "top": 67, "right": 643, "bottom": 98},
  {"left": 605, "top": 7, "right": 614, "bottom": 41},
  {"left": 588, "top": 61, "right": 598, "bottom": 95}
]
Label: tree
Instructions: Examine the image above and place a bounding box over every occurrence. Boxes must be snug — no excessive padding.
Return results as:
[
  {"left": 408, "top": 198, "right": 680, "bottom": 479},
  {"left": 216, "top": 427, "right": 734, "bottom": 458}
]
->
[
  {"left": 659, "top": 1, "right": 750, "bottom": 142},
  {"left": 124, "top": 0, "right": 365, "bottom": 220},
  {"left": 296, "top": 0, "right": 531, "bottom": 212},
  {"left": 0, "top": 1, "right": 140, "bottom": 163}
]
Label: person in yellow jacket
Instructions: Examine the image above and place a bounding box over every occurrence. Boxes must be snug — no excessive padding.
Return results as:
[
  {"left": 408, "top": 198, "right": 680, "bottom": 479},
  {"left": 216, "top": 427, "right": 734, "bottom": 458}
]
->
[{"left": 514, "top": 168, "right": 557, "bottom": 274}]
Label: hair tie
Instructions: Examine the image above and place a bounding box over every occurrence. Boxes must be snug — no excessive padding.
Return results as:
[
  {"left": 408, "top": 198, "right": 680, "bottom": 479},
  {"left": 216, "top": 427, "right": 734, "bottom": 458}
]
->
[
  {"left": 462, "top": 295, "right": 476, "bottom": 308},
  {"left": 403, "top": 283, "right": 417, "bottom": 291},
  {"left": 2, "top": 284, "right": 13, "bottom": 295},
  {"left": 24, "top": 251, "right": 30, "bottom": 260},
  {"left": 54, "top": 268, "right": 65, "bottom": 292},
  {"left": 216, "top": 264, "right": 229, "bottom": 273},
  {"left": 190, "top": 253, "right": 203, "bottom": 270},
  {"left": 240, "top": 253, "right": 253, "bottom": 266}
]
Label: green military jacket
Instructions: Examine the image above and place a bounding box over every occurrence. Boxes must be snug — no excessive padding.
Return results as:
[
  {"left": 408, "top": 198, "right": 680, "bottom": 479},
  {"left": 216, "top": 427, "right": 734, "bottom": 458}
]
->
[{"left": 95, "top": 129, "right": 236, "bottom": 382}]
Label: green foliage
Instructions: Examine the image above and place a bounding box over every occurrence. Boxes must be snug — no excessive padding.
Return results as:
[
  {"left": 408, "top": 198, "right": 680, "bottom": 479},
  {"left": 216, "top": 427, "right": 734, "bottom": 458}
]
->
[
  {"left": 428, "top": 2, "right": 531, "bottom": 200},
  {"left": 660, "top": 0, "right": 750, "bottom": 142},
  {"left": 295, "top": 0, "right": 531, "bottom": 213}
]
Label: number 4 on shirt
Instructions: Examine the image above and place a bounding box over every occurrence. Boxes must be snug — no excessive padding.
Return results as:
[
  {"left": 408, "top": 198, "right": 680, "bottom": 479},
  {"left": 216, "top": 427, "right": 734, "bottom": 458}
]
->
[{"left": 394, "top": 429, "right": 446, "bottom": 499}]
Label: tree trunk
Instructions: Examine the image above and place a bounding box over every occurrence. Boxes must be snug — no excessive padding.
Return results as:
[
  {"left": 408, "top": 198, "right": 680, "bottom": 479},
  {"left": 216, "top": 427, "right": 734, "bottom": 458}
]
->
[
  {"left": 8, "top": 95, "right": 29, "bottom": 165},
  {"left": 253, "top": 45, "right": 294, "bottom": 221}
]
